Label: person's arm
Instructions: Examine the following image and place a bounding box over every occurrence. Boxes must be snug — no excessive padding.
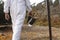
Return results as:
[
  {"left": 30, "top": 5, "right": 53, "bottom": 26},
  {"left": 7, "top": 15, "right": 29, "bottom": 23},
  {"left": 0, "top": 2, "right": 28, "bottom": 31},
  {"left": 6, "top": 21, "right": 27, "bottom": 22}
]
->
[
  {"left": 4, "top": 0, "right": 10, "bottom": 13},
  {"left": 4, "top": 0, "right": 10, "bottom": 21},
  {"left": 24, "top": 0, "right": 32, "bottom": 12}
]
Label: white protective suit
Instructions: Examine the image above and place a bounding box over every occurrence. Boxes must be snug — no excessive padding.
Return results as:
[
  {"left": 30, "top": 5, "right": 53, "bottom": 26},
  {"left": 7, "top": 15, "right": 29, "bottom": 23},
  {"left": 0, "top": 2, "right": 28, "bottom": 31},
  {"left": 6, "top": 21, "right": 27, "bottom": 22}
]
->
[{"left": 4, "top": 0, "right": 32, "bottom": 40}]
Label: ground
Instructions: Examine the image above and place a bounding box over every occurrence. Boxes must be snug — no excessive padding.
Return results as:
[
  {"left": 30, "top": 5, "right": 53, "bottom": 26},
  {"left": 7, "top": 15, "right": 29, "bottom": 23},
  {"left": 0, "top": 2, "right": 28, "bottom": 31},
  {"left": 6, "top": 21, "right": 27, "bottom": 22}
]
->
[{"left": 0, "top": 25, "right": 60, "bottom": 40}]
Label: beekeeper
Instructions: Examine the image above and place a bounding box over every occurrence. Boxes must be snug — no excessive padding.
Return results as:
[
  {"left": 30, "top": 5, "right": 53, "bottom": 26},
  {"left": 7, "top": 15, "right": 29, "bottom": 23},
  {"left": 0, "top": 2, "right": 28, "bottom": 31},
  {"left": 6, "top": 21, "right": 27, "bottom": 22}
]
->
[{"left": 3, "top": 0, "right": 32, "bottom": 40}]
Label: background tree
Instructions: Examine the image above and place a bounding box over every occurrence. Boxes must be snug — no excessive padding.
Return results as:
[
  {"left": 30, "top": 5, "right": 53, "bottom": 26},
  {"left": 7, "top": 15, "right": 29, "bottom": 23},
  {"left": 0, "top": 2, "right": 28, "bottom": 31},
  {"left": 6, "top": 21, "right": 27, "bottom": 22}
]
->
[
  {"left": 44, "top": 0, "right": 53, "bottom": 5},
  {"left": 54, "top": 0, "right": 59, "bottom": 6}
]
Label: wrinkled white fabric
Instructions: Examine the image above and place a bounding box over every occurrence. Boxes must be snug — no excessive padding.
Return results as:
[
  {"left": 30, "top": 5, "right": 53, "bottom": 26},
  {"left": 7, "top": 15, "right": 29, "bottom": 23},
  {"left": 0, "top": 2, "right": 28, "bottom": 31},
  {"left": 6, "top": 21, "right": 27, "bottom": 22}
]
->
[{"left": 4, "top": 0, "right": 32, "bottom": 40}]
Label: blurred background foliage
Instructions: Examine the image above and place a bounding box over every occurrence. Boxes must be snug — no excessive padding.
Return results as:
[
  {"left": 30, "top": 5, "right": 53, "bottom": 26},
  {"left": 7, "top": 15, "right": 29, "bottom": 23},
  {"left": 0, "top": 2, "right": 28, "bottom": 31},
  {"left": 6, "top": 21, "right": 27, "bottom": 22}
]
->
[{"left": 0, "top": 0, "right": 60, "bottom": 27}]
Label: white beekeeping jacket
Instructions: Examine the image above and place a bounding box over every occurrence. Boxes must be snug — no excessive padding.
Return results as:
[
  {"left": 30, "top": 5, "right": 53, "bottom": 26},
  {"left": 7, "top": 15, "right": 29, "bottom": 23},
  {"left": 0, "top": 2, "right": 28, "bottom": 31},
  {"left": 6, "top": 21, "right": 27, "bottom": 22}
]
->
[{"left": 4, "top": 0, "right": 32, "bottom": 13}]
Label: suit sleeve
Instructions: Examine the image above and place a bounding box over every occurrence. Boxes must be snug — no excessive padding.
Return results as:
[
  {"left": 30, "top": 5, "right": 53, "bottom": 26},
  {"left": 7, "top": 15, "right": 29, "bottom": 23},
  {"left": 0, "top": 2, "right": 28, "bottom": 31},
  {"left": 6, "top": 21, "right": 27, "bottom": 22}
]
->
[
  {"left": 4, "top": 0, "right": 10, "bottom": 13},
  {"left": 25, "top": 0, "right": 32, "bottom": 12}
]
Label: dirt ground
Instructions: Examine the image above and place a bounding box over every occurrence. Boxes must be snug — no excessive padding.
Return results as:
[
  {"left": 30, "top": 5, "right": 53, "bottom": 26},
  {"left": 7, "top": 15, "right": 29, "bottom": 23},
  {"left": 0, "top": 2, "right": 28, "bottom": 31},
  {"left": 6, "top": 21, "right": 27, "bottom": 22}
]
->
[{"left": 0, "top": 25, "right": 60, "bottom": 40}]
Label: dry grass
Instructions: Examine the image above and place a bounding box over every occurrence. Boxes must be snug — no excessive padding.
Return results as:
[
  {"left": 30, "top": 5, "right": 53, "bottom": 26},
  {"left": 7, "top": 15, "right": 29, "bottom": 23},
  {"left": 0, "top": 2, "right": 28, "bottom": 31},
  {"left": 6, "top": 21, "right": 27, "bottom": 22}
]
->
[{"left": 0, "top": 26, "right": 60, "bottom": 40}]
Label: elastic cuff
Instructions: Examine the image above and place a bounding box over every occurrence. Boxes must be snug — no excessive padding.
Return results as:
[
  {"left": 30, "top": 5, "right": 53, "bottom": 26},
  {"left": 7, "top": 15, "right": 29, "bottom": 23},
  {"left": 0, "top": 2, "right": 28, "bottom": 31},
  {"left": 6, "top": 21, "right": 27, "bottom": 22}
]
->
[{"left": 4, "top": 10, "right": 9, "bottom": 13}]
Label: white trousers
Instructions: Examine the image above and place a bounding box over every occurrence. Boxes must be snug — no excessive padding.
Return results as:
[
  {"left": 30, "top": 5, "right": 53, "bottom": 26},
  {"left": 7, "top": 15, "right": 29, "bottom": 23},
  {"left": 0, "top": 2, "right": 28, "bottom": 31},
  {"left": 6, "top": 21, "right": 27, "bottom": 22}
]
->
[{"left": 10, "top": 7, "right": 26, "bottom": 40}]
